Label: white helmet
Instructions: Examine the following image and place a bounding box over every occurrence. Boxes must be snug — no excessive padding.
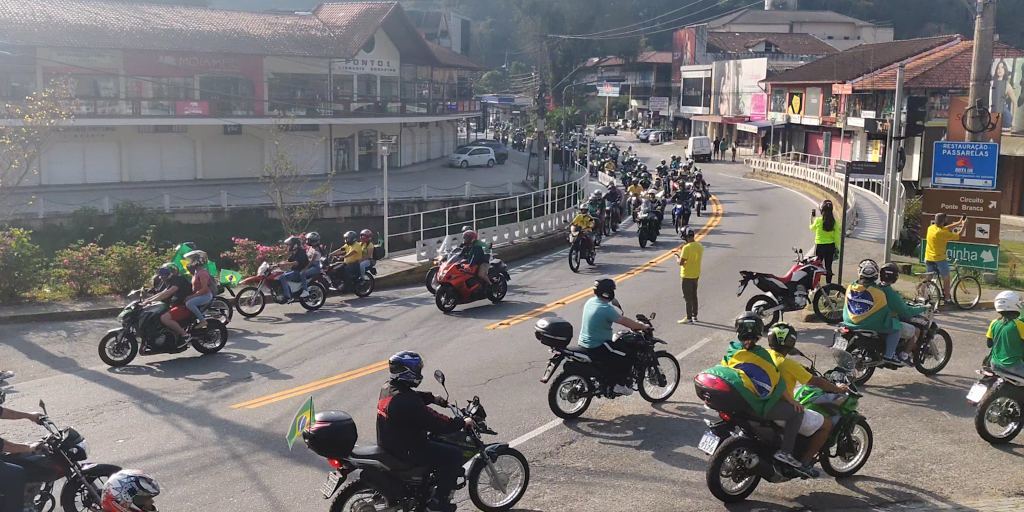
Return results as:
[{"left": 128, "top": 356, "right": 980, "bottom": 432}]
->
[
  {"left": 994, "top": 291, "right": 1022, "bottom": 313},
  {"left": 101, "top": 470, "right": 160, "bottom": 512},
  {"left": 857, "top": 259, "right": 879, "bottom": 281}
]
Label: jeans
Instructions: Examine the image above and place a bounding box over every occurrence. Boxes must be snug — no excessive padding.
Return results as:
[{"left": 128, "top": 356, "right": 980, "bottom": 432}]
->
[
  {"left": 884, "top": 330, "right": 902, "bottom": 359},
  {"left": 408, "top": 441, "right": 464, "bottom": 506},
  {"left": 185, "top": 292, "right": 212, "bottom": 322},
  {"left": 359, "top": 260, "right": 372, "bottom": 274},
  {"left": 925, "top": 260, "right": 951, "bottom": 278},
  {"left": 281, "top": 270, "right": 303, "bottom": 300},
  {"left": 765, "top": 400, "right": 803, "bottom": 454},
  {"left": 300, "top": 264, "right": 321, "bottom": 286},
  {"left": 584, "top": 340, "right": 634, "bottom": 387},
  {"left": 995, "top": 362, "right": 1024, "bottom": 377},
  {"left": 0, "top": 460, "right": 27, "bottom": 512},
  {"left": 681, "top": 278, "right": 699, "bottom": 319}
]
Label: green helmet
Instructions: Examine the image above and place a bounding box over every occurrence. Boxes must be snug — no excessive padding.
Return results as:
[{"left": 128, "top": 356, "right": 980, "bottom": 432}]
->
[{"left": 767, "top": 322, "right": 797, "bottom": 353}]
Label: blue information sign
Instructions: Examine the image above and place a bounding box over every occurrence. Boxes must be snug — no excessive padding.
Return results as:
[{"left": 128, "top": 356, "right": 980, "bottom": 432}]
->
[{"left": 931, "top": 141, "right": 998, "bottom": 189}]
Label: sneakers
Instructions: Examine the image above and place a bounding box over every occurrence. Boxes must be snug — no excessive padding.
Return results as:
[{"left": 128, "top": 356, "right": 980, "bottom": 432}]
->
[
  {"left": 299, "top": 289, "right": 310, "bottom": 298},
  {"left": 677, "top": 317, "right": 693, "bottom": 324},
  {"left": 612, "top": 384, "right": 634, "bottom": 396},
  {"left": 884, "top": 356, "right": 908, "bottom": 367},
  {"left": 773, "top": 450, "right": 803, "bottom": 469},
  {"left": 801, "top": 464, "right": 821, "bottom": 478}
]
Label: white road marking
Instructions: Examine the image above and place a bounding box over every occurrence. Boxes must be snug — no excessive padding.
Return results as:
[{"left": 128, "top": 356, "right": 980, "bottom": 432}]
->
[{"left": 675, "top": 336, "right": 714, "bottom": 360}]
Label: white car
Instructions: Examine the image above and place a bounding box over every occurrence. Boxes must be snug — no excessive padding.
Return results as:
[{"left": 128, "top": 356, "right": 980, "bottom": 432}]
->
[{"left": 449, "top": 146, "right": 496, "bottom": 168}]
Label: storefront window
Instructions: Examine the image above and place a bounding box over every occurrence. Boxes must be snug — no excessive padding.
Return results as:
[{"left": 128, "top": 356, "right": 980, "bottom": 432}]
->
[
  {"left": 268, "top": 73, "right": 328, "bottom": 115},
  {"left": 381, "top": 76, "right": 400, "bottom": 101},
  {"left": 357, "top": 74, "right": 378, "bottom": 101},
  {"left": 0, "top": 66, "right": 36, "bottom": 99},
  {"left": 771, "top": 88, "right": 786, "bottom": 113},
  {"left": 198, "top": 75, "right": 255, "bottom": 116},
  {"left": 805, "top": 87, "right": 822, "bottom": 117},
  {"left": 821, "top": 90, "right": 835, "bottom": 117},
  {"left": 49, "top": 74, "right": 119, "bottom": 98},
  {"left": 334, "top": 136, "right": 354, "bottom": 173},
  {"left": 358, "top": 129, "right": 378, "bottom": 170},
  {"left": 126, "top": 77, "right": 193, "bottom": 100},
  {"left": 333, "top": 74, "right": 355, "bottom": 103}
]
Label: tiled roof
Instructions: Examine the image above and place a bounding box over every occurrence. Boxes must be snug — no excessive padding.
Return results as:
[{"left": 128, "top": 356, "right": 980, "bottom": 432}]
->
[
  {"left": 707, "top": 31, "right": 838, "bottom": 56},
  {"left": 584, "top": 51, "right": 673, "bottom": 67},
  {"left": 854, "top": 41, "right": 1024, "bottom": 90},
  {"left": 708, "top": 8, "right": 880, "bottom": 28},
  {"left": 426, "top": 40, "right": 482, "bottom": 70},
  {"left": 764, "top": 35, "right": 961, "bottom": 84}
]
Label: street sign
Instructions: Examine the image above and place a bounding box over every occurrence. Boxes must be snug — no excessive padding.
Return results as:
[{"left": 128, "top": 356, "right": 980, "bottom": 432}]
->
[
  {"left": 597, "top": 83, "right": 620, "bottom": 97},
  {"left": 922, "top": 188, "right": 1001, "bottom": 218},
  {"left": 918, "top": 214, "right": 1000, "bottom": 244},
  {"left": 649, "top": 96, "right": 670, "bottom": 112},
  {"left": 931, "top": 141, "right": 999, "bottom": 189},
  {"left": 846, "top": 160, "right": 885, "bottom": 176},
  {"left": 919, "top": 241, "right": 1000, "bottom": 271}
]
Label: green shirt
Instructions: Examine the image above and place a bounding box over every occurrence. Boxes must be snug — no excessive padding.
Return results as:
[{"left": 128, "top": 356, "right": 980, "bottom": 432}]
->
[
  {"left": 578, "top": 297, "right": 622, "bottom": 349},
  {"left": 987, "top": 318, "right": 1024, "bottom": 368},
  {"left": 809, "top": 217, "right": 840, "bottom": 248}
]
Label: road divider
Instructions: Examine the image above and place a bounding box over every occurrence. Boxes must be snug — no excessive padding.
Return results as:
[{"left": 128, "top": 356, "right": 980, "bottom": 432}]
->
[{"left": 230, "top": 360, "right": 389, "bottom": 410}]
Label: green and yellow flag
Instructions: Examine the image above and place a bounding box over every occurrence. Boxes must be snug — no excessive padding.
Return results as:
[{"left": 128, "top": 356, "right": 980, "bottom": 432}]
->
[
  {"left": 286, "top": 397, "right": 315, "bottom": 450},
  {"left": 703, "top": 341, "right": 786, "bottom": 417}
]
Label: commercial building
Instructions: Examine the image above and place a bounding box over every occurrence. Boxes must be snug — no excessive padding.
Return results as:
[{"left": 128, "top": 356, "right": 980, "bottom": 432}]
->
[
  {"left": 576, "top": 51, "right": 674, "bottom": 127},
  {"left": 707, "top": 0, "right": 894, "bottom": 51}
]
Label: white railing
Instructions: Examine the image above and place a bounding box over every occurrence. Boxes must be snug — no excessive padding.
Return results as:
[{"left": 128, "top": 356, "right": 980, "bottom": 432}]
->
[
  {"left": 397, "top": 166, "right": 588, "bottom": 261},
  {"left": 746, "top": 156, "right": 859, "bottom": 236}
]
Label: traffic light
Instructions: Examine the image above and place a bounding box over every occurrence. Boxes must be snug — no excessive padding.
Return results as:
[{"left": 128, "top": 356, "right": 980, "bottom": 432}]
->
[{"left": 905, "top": 96, "right": 927, "bottom": 137}]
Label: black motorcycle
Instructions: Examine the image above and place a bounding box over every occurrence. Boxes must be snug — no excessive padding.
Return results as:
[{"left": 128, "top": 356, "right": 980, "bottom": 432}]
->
[
  {"left": 98, "top": 300, "right": 228, "bottom": 367},
  {"left": 320, "top": 254, "right": 377, "bottom": 298},
  {"left": 537, "top": 313, "right": 680, "bottom": 419},
  {"left": 567, "top": 226, "right": 596, "bottom": 273},
  {"left": 0, "top": 401, "right": 122, "bottom": 512},
  {"left": 637, "top": 205, "right": 659, "bottom": 248},
  {"left": 967, "top": 364, "right": 1024, "bottom": 444},
  {"left": 604, "top": 200, "right": 622, "bottom": 234},
  {"left": 304, "top": 370, "right": 530, "bottom": 512}
]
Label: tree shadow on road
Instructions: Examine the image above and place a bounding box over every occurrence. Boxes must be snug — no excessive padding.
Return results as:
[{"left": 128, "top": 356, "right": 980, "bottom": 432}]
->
[{"left": 108, "top": 351, "right": 293, "bottom": 393}]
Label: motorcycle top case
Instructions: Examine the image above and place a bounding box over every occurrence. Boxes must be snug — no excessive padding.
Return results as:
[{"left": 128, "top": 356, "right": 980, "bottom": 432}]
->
[
  {"left": 303, "top": 411, "right": 357, "bottom": 459},
  {"left": 693, "top": 373, "right": 754, "bottom": 415},
  {"left": 535, "top": 317, "right": 573, "bottom": 349}
]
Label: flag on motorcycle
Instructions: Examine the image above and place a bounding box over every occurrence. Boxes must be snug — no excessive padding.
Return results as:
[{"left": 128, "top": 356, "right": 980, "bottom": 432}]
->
[
  {"left": 286, "top": 396, "right": 315, "bottom": 450},
  {"left": 703, "top": 342, "right": 786, "bottom": 416},
  {"left": 844, "top": 283, "right": 888, "bottom": 324},
  {"left": 218, "top": 269, "right": 244, "bottom": 287}
]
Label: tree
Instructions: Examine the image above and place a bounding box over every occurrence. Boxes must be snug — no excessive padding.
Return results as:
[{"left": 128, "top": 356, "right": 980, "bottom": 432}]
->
[
  {"left": 261, "top": 124, "right": 335, "bottom": 236},
  {"left": 0, "top": 84, "right": 73, "bottom": 222}
]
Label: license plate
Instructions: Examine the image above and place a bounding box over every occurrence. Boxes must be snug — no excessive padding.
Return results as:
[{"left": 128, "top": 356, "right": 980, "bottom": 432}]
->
[
  {"left": 833, "top": 338, "right": 848, "bottom": 350},
  {"left": 540, "top": 361, "right": 558, "bottom": 383},
  {"left": 966, "top": 383, "right": 988, "bottom": 404},
  {"left": 698, "top": 431, "right": 720, "bottom": 455},
  {"left": 320, "top": 471, "right": 343, "bottom": 499}
]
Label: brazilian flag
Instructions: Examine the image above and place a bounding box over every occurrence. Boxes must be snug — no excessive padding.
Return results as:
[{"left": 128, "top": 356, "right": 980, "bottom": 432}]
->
[
  {"left": 703, "top": 342, "right": 786, "bottom": 417},
  {"left": 168, "top": 242, "right": 243, "bottom": 288},
  {"left": 286, "top": 397, "right": 315, "bottom": 450}
]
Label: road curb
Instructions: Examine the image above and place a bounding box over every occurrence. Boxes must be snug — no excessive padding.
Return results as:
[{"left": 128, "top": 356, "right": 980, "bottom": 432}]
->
[{"left": 0, "top": 307, "right": 124, "bottom": 325}]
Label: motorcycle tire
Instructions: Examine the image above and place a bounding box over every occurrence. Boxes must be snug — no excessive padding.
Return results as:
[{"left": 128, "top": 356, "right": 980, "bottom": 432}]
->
[
  {"left": 638, "top": 229, "right": 648, "bottom": 249},
  {"left": 847, "top": 342, "right": 876, "bottom": 386},
  {"left": 820, "top": 418, "right": 873, "bottom": 478},
  {"left": 674, "top": 215, "right": 682, "bottom": 234},
  {"left": 585, "top": 248, "right": 596, "bottom": 266},
  {"left": 637, "top": 351, "right": 681, "bottom": 403},
  {"left": 468, "top": 446, "right": 530, "bottom": 512},
  {"left": 974, "top": 388, "right": 1024, "bottom": 444},
  {"left": 745, "top": 294, "right": 780, "bottom": 329},
  {"left": 568, "top": 245, "right": 581, "bottom": 273},
  {"left": 435, "top": 284, "right": 459, "bottom": 313},
  {"left": 914, "top": 328, "right": 953, "bottom": 376},
  {"left": 98, "top": 332, "right": 138, "bottom": 367},
  {"left": 425, "top": 267, "right": 439, "bottom": 294},
  {"left": 488, "top": 277, "right": 508, "bottom": 304},
  {"left": 705, "top": 436, "right": 762, "bottom": 504},
  {"left": 354, "top": 273, "right": 375, "bottom": 298},
  {"left": 812, "top": 284, "right": 846, "bottom": 325},
  {"left": 190, "top": 320, "right": 228, "bottom": 355},
  {"left": 328, "top": 482, "right": 395, "bottom": 512},
  {"left": 548, "top": 372, "right": 593, "bottom": 419},
  {"left": 208, "top": 297, "right": 233, "bottom": 325},
  {"left": 300, "top": 283, "right": 327, "bottom": 311},
  {"left": 235, "top": 286, "right": 266, "bottom": 318},
  {"left": 60, "top": 463, "right": 121, "bottom": 512}
]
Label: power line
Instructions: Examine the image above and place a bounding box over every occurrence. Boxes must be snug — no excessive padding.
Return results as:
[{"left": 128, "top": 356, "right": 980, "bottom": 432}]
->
[
  {"left": 548, "top": 0, "right": 762, "bottom": 40},
  {"left": 556, "top": 0, "right": 714, "bottom": 38}
]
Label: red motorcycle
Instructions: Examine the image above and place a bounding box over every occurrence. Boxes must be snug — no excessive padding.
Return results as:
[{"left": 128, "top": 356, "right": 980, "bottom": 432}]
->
[
  {"left": 234, "top": 261, "right": 327, "bottom": 318},
  {"left": 434, "top": 256, "right": 511, "bottom": 313},
  {"left": 737, "top": 248, "right": 845, "bottom": 327}
]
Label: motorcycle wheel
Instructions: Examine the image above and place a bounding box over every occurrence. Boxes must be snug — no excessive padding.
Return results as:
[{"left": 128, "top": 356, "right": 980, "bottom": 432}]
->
[
  {"left": 812, "top": 284, "right": 846, "bottom": 325},
  {"left": 745, "top": 295, "right": 780, "bottom": 329},
  {"left": 207, "top": 297, "right": 233, "bottom": 325},
  {"left": 300, "top": 283, "right": 327, "bottom": 311},
  {"left": 637, "top": 351, "right": 680, "bottom": 403},
  {"left": 975, "top": 389, "right": 1024, "bottom": 444},
  {"left": 568, "top": 245, "right": 581, "bottom": 273},
  {"left": 548, "top": 372, "right": 593, "bottom": 419},
  {"left": 328, "top": 482, "right": 394, "bottom": 512},
  {"left": 488, "top": 277, "right": 508, "bottom": 304},
  {"left": 60, "top": 464, "right": 121, "bottom": 512},
  {"left": 674, "top": 215, "right": 682, "bottom": 234},
  {"left": 612, "top": 212, "right": 620, "bottom": 232},
  {"left": 705, "top": 436, "right": 762, "bottom": 504},
  {"left": 638, "top": 228, "right": 648, "bottom": 248},
  {"left": 190, "top": 320, "right": 228, "bottom": 355},
  {"left": 435, "top": 284, "right": 459, "bottom": 313},
  {"left": 848, "top": 342, "right": 876, "bottom": 386},
  {"left": 585, "top": 248, "right": 596, "bottom": 266},
  {"left": 425, "top": 267, "right": 439, "bottom": 294},
  {"left": 234, "top": 286, "right": 266, "bottom": 318},
  {"left": 468, "top": 446, "right": 530, "bottom": 512},
  {"left": 354, "top": 274, "right": 375, "bottom": 298},
  {"left": 914, "top": 328, "right": 953, "bottom": 376},
  {"left": 98, "top": 332, "right": 138, "bottom": 367},
  {"left": 820, "top": 418, "right": 873, "bottom": 478}
]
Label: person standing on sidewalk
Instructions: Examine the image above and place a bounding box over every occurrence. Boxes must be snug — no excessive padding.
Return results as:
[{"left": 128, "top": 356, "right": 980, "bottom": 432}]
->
[
  {"left": 925, "top": 213, "right": 966, "bottom": 301},
  {"left": 810, "top": 200, "right": 840, "bottom": 284},
  {"left": 712, "top": 137, "right": 721, "bottom": 161},
  {"left": 676, "top": 226, "right": 704, "bottom": 324},
  {"left": 731, "top": 143, "right": 738, "bottom": 162}
]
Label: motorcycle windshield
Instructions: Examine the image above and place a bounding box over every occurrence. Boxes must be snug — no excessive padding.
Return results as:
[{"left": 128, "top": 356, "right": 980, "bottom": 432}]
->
[{"left": 830, "top": 349, "right": 857, "bottom": 372}]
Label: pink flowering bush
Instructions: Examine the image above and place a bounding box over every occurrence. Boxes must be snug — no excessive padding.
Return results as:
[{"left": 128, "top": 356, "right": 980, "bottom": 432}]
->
[
  {"left": 221, "top": 237, "right": 288, "bottom": 276},
  {"left": 53, "top": 242, "right": 106, "bottom": 297},
  {"left": 0, "top": 228, "right": 42, "bottom": 303}
]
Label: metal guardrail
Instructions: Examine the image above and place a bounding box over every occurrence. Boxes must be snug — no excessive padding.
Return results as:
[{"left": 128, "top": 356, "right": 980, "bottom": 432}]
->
[{"left": 746, "top": 156, "right": 859, "bottom": 237}]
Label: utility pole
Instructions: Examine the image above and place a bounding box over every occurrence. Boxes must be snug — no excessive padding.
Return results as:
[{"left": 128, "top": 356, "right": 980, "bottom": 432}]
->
[
  {"left": 967, "top": 0, "right": 997, "bottom": 141},
  {"left": 883, "top": 63, "right": 905, "bottom": 262}
]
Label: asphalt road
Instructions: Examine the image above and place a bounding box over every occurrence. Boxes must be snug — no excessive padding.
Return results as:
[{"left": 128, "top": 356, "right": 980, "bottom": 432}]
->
[{"left": 1, "top": 135, "right": 1018, "bottom": 512}]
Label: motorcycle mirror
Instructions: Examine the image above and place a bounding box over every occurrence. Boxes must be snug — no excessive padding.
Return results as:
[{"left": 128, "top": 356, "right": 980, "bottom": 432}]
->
[
  {"left": 649, "top": 312, "right": 656, "bottom": 320},
  {"left": 38, "top": 400, "right": 47, "bottom": 416},
  {"left": 433, "top": 369, "right": 445, "bottom": 386}
]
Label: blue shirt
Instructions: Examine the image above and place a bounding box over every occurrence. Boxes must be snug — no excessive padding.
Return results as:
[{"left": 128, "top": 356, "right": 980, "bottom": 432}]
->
[{"left": 578, "top": 297, "right": 622, "bottom": 349}]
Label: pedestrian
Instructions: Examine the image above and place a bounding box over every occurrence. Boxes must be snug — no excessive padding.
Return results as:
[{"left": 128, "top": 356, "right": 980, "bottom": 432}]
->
[
  {"left": 925, "top": 213, "right": 967, "bottom": 301},
  {"left": 731, "top": 143, "right": 737, "bottom": 162},
  {"left": 713, "top": 137, "right": 721, "bottom": 160},
  {"left": 676, "top": 226, "right": 703, "bottom": 324},
  {"left": 810, "top": 200, "right": 840, "bottom": 284}
]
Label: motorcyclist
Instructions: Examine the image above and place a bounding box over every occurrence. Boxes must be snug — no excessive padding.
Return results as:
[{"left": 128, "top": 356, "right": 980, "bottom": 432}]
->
[
  {"left": 879, "top": 262, "right": 928, "bottom": 362},
  {"left": 577, "top": 279, "right": 651, "bottom": 396},
  {"left": 0, "top": 405, "right": 44, "bottom": 512},
  {"left": 182, "top": 250, "right": 214, "bottom": 330},
  {"left": 570, "top": 203, "right": 596, "bottom": 253},
  {"left": 301, "top": 232, "right": 325, "bottom": 286},
  {"left": 605, "top": 183, "right": 622, "bottom": 206},
  {"left": 642, "top": 191, "right": 664, "bottom": 226},
  {"left": 377, "top": 351, "right": 473, "bottom": 512},
  {"left": 459, "top": 230, "right": 491, "bottom": 292},
  {"left": 358, "top": 229, "right": 377, "bottom": 275},
  {"left": 329, "top": 231, "right": 363, "bottom": 290},
  {"left": 693, "top": 171, "right": 709, "bottom": 208},
  {"left": 588, "top": 191, "right": 606, "bottom": 246},
  {"left": 766, "top": 323, "right": 849, "bottom": 475},
  {"left": 143, "top": 263, "right": 191, "bottom": 346},
  {"left": 278, "top": 235, "right": 310, "bottom": 302},
  {"left": 626, "top": 179, "right": 644, "bottom": 199},
  {"left": 656, "top": 159, "right": 669, "bottom": 177},
  {"left": 670, "top": 185, "right": 692, "bottom": 228},
  {"left": 101, "top": 469, "right": 161, "bottom": 512},
  {"left": 986, "top": 291, "right": 1024, "bottom": 376},
  {"left": 843, "top": 259, "right": 919, "bottom": 367}
]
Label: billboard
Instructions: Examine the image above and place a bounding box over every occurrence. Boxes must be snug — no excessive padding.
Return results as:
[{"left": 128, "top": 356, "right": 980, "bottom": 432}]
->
[
  {"left": 672, "top": 25, "right": 708, "bottom": 82},
  {"left": 711, "top": 58, "right": 768, "bottom": 117},
  {"left": 990, "top": 57, "right": 1024, "bottom": 134},
  {"left": 597, "top": 83, "right": 620, "bottom": 97}
]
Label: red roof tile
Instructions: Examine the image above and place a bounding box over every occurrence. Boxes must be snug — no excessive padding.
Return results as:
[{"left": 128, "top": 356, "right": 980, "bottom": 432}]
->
[
  {"left": 765, "top": 35, "right": 961, "bottom": 84},
  {"left": 584, "top": 51, "right": 672, "bottom": 68},
  {"left": 854, "top": 41, "right": 1024, "bottom": 90}
]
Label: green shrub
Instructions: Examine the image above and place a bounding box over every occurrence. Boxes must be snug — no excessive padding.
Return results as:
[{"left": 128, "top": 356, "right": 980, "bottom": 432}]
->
[
  {"left": 53, "top": 242, "right": 106, "bottom": 297},
  {"left": 104, "top": 237, "right": 165, "bottom": 295},
  {"left": 0, "top": 228, "right": 43, "bottom": 303}
]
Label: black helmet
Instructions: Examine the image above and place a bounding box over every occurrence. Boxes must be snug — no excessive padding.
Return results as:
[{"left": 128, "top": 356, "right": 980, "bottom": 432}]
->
[
  {"left": 680, "top": 226, "right": 695, "bottom": 240},
  {"left": 388, "top": 351, "right": 424, "bottom": 387},
  {"left": 880, "top": 262, "right": 899, "bottom": 285},
  {"left": 767, "top": 322, "right": 798, "bottom": 354},
  {"left": 343, "top": 230, "right": 358, "bottom": 244},
  {"left": 304, "top": 231, "right": 321, "bottom": 245},
  {"left": 660, "top": 159, "right": 667, "bottom": 165},
  {"left": 283, "top": 235, "right": 302, "bottom": 248},
  {"left": 594, "top": 278, "right": 616, "bottom": 300},
  {"left": 734, "top": 312, "right": 764, "bottom": 342}
]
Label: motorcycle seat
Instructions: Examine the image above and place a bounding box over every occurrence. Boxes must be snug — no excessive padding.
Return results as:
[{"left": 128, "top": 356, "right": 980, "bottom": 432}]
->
[
  {"left": 349, "top": 445, "right": 415, "bottom": 471},
  {"left": 842, "top": 328, "right": 881, "bottom": 339}
]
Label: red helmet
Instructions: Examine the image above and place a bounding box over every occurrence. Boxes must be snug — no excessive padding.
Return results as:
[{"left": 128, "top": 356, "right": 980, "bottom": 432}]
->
[
  {"left": 101, "top": 470, "right": 160, "bottom": 512},
  {"left": 462, "top": 230, "right": 478, "bottom": 244},
  {"left": 359, "top": 229, "right": 373, "bottom": 242}
]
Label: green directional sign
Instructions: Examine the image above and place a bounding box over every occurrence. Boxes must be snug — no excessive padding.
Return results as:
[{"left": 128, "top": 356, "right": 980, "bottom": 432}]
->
[{"left": 919, "top": 241, "right": 1000, "bottom": 271}]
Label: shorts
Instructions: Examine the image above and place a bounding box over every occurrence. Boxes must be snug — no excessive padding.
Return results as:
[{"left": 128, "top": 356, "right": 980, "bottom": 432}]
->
[
  {"left": 168, "top": 305, "right": 192, "bottom": 322},
  {"left": 925, "top": 260, "right": 950, "bottom": 278},
  {"left": 772, "top": 408, "right": 825, "bottom": 436}
]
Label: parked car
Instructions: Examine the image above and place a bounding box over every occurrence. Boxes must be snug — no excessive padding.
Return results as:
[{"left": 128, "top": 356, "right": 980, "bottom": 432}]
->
[
  {"left": 595, "top": 125, "right": 618, "bottom": 136},
  {"left": 648, "top": 130, "right": 672, "bottom": 144},
  {"left": 685, "top": 136, "right": 713, "bottom": 162},
  {"left": 637, "top": 128, "right": 653, "bottom": 142},
  {"left": 449, "top": 146, "right": 497, "bottom": 168},
  {"left": 463, "top": 139, "right": 509, "bottom": 164}
]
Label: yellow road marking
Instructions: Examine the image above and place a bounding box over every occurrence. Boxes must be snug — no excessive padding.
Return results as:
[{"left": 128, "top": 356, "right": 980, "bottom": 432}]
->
[
  {"left": 486, "top": 196, "right": 724, "bottom": 330},
  {"left": 230, "top": 360, "right": 389, "bottom": 410}
]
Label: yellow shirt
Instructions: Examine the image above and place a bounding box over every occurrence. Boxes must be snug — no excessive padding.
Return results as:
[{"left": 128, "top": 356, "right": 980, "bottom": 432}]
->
[
  {"left": 341, "top": 243, "right": 363, "bottom": 264},
  {"left": 925, "top": 224, "right": 959, "bottom": 262},
  {"left": 768, "top": 349, "right": 813, "bottom": 397},
  {"left": 679, "top": 241, "right": 703, "bottom": 279},
  {"left": 627, "top": 184, "right": 644, "bottom": 197},
  {"left": 571, "top": 213, "right": 595, "bottom": 231},
  {"left": 809, "top": 217, "right": 840, "bottom": 248},
  {"left": 360, "top": 242, "right": 375, "bottom": 261}
]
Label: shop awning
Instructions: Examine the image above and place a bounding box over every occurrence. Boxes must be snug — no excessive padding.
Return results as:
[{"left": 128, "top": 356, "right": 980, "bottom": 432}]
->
[
  {"left": 736, "top": 119, "right": 785, "bottom": 133},
  {"left": 691, "top": 115, "right": 722, "bottom": 123}
]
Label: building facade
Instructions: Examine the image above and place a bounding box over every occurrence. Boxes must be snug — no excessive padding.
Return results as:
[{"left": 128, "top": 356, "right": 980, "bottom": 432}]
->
[
  {"left": 576, "top": 52, "right": 674, "bottom": 127},
  {"left": 707, "top": 1, "right": 894, "bottom": 51}
]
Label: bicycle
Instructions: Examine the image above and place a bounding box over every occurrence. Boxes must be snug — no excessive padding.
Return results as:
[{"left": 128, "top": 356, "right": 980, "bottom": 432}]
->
[{"left": 915, "top": 259, "right": 982, "bottom": 310}]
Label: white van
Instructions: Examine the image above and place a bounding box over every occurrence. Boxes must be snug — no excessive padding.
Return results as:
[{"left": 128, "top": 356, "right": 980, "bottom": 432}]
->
[{"left": 686, "top": 136, "right": 713, "bottom": 162}]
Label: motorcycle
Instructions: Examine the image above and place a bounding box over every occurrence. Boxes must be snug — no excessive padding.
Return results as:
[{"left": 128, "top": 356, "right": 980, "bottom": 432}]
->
[
  {"left": 304, "top": 370, "right": 529, "bottom": 512},
  {"left": 320, "top": 255, "right": 377, "bottom": 298},
  {"left": 537, "top": 313, "right": 681, "bottom": 419},
  {"left": 567, "top": 226, "right": 596, "bottom": 273},
  {"left": 434, "top": 257, "right": 510, "bottom": 313},
  {"left": 131, "top": 283, "right": 233, "bottom": 326},
  {"left": 695, "top": 350, "right": 872, "bottom": 503},
  {"left": 672, "top": 201, "right": 691, "bottom": 234},
  {"left": 637, "top": 205, "right": 659, "bottom": 248},
  {"left": 738, "top": 248, "right": 846, "bottom": 327},
  {"left": 0, "top": 370, "right": 12, "bottom": 405},
  {"left": 834, "top": 300, "right": 952, "bottom": 386},
  {"left": 234, "top": 261, "right": 327, "bottom": 318},
  {"left": 425, "top": 246, "right": 462, "bottom": 294},
  {"left": 98, "top": 299, "right": 228, "bottom": 367},
  {"left": 967, "top": 363, "right": 1024, "bottom": 444},
  {"left": 0, "top": 400, "right": 122, "bottom": 512},
  {"left": 693, "top": 190, "right": 705, "bottom": 217},
  {"left": 604, "top": 200, "right": 622, "bottom": 234},
  {"left": 627, "top": 195, "right": 643, "bottom": 222}
]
